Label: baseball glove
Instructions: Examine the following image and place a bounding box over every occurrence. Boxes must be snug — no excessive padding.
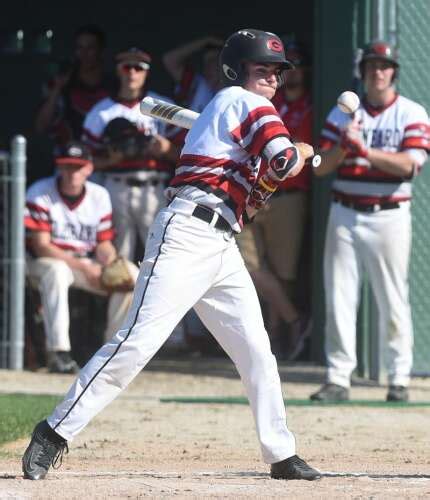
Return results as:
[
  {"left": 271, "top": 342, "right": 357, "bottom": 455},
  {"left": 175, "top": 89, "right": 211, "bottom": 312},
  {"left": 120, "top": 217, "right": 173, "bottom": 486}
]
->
[{"left": 100, "top": 257, "right": 135, "bottom": 293}]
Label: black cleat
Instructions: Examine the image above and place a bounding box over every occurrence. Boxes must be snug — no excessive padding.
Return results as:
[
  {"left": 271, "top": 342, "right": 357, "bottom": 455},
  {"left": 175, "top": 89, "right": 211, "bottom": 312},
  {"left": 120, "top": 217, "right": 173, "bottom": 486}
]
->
[
  {"left": 387, "top": 385, "right": 409, "bottom": 402},
  {"left": 48, "top": 351, "right": 79, "bottom": 374},
  {"left": 271, "top": 455, "right": 321, "bottom": 481},
  {"left": 22, "top": 420, "right": 68, "bottom": 480},
  {"left": 310, "top": 383, "right": 349, "bottom": 402}
]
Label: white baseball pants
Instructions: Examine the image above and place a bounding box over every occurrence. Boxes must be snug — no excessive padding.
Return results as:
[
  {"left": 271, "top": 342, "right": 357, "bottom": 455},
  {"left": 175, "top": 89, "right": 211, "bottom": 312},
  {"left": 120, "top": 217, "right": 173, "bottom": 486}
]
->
[
  {"left": 104, "top": 177, "right": 167, "bottom": 261},
  {"left": 324, "top": 201, "right": 413, "bottom": 387},
  {"left": 48, "top": 197, "right": 296, "bottom": 464},
  {"left": 27, "top": 257, "right": 139, "bottom": 351}
]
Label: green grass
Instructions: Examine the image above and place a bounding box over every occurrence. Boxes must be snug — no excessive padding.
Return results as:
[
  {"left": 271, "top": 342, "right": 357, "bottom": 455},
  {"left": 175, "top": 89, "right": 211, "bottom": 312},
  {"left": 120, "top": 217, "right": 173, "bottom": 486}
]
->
[
  {"left": 160, "top": 396, "right": 430, "bottom": 408},
  {"left": 0, "top": 393, "right": 61, "bottom": 446}
]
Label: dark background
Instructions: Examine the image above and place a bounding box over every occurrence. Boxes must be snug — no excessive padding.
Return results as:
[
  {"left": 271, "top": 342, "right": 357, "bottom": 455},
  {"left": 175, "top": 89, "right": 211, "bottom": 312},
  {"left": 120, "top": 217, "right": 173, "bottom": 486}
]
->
[{"left": 1, "top": 1, "right": 314, "bottom": 183}]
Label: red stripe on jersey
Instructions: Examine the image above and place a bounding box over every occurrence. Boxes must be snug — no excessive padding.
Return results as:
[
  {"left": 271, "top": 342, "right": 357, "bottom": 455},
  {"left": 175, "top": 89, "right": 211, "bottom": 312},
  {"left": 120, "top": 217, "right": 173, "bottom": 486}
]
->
[
  {"left": 404, "top": 122, "right": 430, "bottom": 133},
  {"left": 24, "top": 217, "right": 51, "bottom": 232},
  {"left": 52, "top": 242, "right": 91, "bottom": 253},
  {"left": 319, "top": 137, "right": 336, "bottom": 151},
  {"left": 322, "top": 121, "right": 341, "bottom": 137},
  {"left": 178, "top": 154, "right": 237, "bottom": 169},
  {"left": 401, "top": 136, "right": 430, "bottom": 151},
  {"left": 100, "top": 213, "right": 113, "bottom": 222},
  {"left": 333, "top": 189, "right": 411, "bottom": 204},
  {"left": 338, "top": 165, "right": 408, "bottom": 182},
  {"left": 246, "top": 122, "right": 289, "bottom": 156},
  {"left": 82, "top": 128, "right": 102, "bottom": 144},
  {"left": 26, "top": 201, "right": 49, "bottom": 214},
  {"left": 97, "top": 228, "right": 115, "bottom": 242},
  {"left": 231, "top": 106, "right": 281, "bottom": 143}
]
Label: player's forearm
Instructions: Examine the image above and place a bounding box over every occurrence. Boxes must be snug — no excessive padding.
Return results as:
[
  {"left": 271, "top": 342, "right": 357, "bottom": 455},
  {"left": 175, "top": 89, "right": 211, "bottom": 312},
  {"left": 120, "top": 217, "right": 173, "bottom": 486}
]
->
[
  {"left": 314, "top": 146, "right": 347, "bottom": 177},
  {"left": 31, "top": 241, "right": 86, "bottom": 271},
  {"left": 163, "top": 38, "right": 209, "bottom": 81},
  {"left": 95, "top": 241, "right": 117, "bottom": 266},
  {"left": 367, "top": 149, "right": 415, "bottom": 177}
]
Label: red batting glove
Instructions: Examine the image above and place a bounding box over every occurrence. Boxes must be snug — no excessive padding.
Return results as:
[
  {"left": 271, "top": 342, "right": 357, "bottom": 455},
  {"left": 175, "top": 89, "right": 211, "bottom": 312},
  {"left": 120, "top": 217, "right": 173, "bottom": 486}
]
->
[{"left": 248, "top": 173, "right": 278, "bottom": 210}]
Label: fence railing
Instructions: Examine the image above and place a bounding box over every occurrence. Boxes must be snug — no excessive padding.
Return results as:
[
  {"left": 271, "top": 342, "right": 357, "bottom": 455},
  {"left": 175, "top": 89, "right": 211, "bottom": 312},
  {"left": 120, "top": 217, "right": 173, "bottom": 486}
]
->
[{"left": 0, "top": 135, "right": 26, "bottom": 369}]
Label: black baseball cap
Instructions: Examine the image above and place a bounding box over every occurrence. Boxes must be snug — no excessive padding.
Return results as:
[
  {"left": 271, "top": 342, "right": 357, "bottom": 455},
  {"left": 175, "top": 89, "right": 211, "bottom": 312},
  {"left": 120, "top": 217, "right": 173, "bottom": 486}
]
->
[{"left": 55, "top": 141, "right": 92, "bottom": 167}]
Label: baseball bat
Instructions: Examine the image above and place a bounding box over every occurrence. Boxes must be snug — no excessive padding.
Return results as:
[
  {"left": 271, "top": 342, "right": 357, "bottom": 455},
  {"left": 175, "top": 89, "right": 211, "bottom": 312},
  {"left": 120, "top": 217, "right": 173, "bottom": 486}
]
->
[{"left": 140, "top": 96, "right": 322, "bottom": 168}]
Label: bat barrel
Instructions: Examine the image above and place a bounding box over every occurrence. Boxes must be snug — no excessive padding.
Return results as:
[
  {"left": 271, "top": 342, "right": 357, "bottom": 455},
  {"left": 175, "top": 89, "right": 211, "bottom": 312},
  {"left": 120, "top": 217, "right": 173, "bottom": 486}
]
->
[{"left": 140, "top": 96, "right": 199, "bottom": 130}]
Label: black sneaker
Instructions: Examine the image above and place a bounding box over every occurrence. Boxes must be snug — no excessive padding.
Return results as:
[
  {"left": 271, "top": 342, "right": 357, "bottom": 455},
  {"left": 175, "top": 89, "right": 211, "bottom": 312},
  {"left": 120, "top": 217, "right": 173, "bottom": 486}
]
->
[
  {"left": 310, "top": 383, "right": 349, "bottom": 402},
  {"left": 22, "top": 420, "right": 68, "bottom": 480},
  {"left": 271, "top": 455, "right": 321, "bottom": 481},
  {"left": 48, "top": 351, "right": 79, "bottom": 374},
  {"left": 387, "top": 385, "right": 409, "bottom": 402}
]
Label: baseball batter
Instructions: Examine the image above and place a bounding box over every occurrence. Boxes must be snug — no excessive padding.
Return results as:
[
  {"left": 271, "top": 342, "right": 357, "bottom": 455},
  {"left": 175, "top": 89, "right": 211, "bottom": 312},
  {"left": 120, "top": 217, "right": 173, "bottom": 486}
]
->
[
  {"left": 310, "top": 41, "right": 430, "bottom": 403},
  {"left": 22, "top": 29, "right": 320, "bottom": 482}
]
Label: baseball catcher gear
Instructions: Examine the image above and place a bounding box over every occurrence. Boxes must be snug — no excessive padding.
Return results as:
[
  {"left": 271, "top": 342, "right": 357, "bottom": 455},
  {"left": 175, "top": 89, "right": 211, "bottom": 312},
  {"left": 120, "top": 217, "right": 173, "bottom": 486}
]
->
[
  {"left": 100, "top": 257, "right": 135, "bottom": 292},
  {"left": 359, "top": 40, "right": 399, "bottom": 79},
  {"left": 220, "top": 29, "right": 294, "bottom": 86},
  {"left": 102, "top": 117, "right": 152, "bottom": 159}
]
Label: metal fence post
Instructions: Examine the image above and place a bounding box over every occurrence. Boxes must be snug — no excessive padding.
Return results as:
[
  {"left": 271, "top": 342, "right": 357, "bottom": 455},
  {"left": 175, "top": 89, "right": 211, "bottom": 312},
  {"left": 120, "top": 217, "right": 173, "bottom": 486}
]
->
[{"left": 9, "top": 135, "right": 26, "bottom": 369}]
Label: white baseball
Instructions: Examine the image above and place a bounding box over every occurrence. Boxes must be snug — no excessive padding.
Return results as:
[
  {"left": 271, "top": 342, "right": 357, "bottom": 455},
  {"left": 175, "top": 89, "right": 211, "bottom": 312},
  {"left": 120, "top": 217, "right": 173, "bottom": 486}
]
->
[{"left": 337, "top": 91, "right": 360, "bottom": 114}]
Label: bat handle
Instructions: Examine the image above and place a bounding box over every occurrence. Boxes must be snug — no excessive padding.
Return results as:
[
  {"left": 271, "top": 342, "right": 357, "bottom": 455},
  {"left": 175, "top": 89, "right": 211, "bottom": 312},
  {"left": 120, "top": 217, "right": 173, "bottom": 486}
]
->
[{"left": 311, "top": 154, "right": 321, "bottom": 168}]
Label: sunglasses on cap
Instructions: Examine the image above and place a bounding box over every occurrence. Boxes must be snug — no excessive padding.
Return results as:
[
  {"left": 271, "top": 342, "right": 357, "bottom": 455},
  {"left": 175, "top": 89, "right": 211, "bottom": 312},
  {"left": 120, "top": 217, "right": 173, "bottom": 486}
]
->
[{"left": 120, "top": 62, "right": 150, "bottom": 73}]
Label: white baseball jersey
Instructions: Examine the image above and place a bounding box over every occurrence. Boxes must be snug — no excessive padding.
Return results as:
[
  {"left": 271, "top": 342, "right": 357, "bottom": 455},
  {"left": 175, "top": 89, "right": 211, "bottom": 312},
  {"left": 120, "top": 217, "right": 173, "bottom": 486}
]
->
[
  {"left": 320, "top": 94, "right": 430, "bottom": 203},
  {"left": 82, "top": 91, "right": 172, "bottom": 175},
  {"left": 167, "top": 86, "right": 296, "bottom": 232},
  {"left": 25, "top": 177, "right": 114, "bottom": 256}
]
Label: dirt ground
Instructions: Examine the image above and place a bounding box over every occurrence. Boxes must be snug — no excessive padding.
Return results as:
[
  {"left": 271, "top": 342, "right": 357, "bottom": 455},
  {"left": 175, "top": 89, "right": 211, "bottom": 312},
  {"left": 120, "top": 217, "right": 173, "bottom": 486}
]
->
[{"left": 1, "top": 359, "right": 430, "bottom": 499}]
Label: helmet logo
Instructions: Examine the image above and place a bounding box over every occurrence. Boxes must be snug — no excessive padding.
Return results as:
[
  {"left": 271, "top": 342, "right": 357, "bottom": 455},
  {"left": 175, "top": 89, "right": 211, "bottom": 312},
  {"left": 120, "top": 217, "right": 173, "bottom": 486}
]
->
[
  {"left": 267, "top": 39, "right": 283, "bottom": 53},
  {"left": 372, "top": 42, "right": 391, "bottom": 56},
  {"left": 222, "top": 64, "right": 237, "bottom": 81}
]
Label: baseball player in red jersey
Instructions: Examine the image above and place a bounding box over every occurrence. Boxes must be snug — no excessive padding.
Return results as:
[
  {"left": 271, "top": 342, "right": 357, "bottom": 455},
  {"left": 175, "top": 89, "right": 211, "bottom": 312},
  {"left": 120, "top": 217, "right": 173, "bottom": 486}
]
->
[
  {"left": 22, "top": 29, "right": 320, "bottom": 482},
  {"left": 310, "top": 41, "right": 430, "bottom": 403}
]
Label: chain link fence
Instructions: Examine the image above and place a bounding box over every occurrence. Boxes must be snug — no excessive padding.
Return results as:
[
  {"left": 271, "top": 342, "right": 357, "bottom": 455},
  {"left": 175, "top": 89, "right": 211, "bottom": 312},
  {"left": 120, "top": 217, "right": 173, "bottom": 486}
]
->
[{"left": 397, "top": 0, "right": 430, "bottom": 375}]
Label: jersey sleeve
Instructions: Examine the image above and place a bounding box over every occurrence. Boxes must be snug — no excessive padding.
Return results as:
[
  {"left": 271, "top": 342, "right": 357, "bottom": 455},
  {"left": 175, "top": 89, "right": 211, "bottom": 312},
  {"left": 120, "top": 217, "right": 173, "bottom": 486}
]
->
[
  {"left": 25, "top": 182, "right": 52, "bottom": 233},
  {"left": 319, "top": 106, "right": 346, "bottom": 150},
  {"left": 81, "top": 102, "right": 107, "bottom": 150},
  {"left": 400, "top": 103, "right": 430, "bottom": 154},
  {"left": 228, "top": 93, "right": 291, "bottom": 158},
  {"left": 95, "top": 188, "right": 115, "bottom": 242}
]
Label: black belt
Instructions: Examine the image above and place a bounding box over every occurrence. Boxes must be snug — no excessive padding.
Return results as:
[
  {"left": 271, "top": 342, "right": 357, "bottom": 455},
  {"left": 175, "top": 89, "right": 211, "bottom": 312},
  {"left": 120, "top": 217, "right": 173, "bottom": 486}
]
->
[
  {"left": 192, "top": 205, "right": 232, "bottom": 232},
  {"left": 334, "top": 196, "right": 400, "bottom": 213},
  {"left": 112, "top": 177, "right": 164, "bottom": 187}
]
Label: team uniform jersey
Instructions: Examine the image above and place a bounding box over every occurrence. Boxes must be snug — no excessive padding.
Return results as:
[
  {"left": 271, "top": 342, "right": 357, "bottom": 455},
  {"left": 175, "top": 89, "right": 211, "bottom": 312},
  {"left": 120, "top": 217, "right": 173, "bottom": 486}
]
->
[
  {"left": 166, "top": 86, "right": 296, "bottom": 233},
  {"left": 320, "top": 94, "right": 430, "bottom": 204},
  {"left": 25, "top": 177, "right": 114, "bottom": 257},
  {"left": 82, "top": 91, "right": 172, "bottom": 176},
  {"left": 270, "top": 90, "right": 313, "bottom": 191}
]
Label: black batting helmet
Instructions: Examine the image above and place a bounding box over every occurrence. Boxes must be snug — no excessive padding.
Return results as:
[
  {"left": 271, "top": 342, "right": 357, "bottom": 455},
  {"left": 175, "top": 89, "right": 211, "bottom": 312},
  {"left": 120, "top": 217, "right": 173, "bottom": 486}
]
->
[
  {"left": 359, "top": 40, "right": 399, "bottom": 78},
  {"left": 220, "top": 29, "right": 294, "bottom": 86}
]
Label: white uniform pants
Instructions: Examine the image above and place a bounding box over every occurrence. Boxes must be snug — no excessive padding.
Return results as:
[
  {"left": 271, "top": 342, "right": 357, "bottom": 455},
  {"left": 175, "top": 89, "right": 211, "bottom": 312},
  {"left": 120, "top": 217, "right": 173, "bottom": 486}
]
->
[
  {"left": 324, "top": 201, "right": 413, "bottom": 388},
  {"left": 27, "top": 257, "right": 139, "bottom": 351},
  {"left": 105, "top": 177, "right": 167, "bottom": 261},
  {"left": 48, "top": 198, "right": 296, "bottom": 464}
]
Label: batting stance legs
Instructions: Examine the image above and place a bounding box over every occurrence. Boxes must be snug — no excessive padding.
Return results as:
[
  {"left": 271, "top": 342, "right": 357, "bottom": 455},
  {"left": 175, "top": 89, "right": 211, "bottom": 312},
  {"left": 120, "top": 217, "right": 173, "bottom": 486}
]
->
[
  {"left": 47, "top": 198, "right": 296, "bottom": 463},
  {"left": 324, "top": 202, "right": 413, "bottom": 388}
]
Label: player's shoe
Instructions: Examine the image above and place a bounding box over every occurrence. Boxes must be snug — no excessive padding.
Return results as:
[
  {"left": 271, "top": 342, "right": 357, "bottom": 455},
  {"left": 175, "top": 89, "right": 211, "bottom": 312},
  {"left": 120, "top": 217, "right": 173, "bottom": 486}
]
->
[
  {"left": 270, "top": 455, "right": 321, "bottom": 481},
  {"left": 310, "top": 383, "right": 349, "bottom": 402},
  {"left": 22, "top": 420, "right": 68, "bottom": 480},
  {"left": 48, "top": 351, "right": 79, "bottom": 374},
  {"left": 386, "top": 385, "right": 409, "bottom": 402}
]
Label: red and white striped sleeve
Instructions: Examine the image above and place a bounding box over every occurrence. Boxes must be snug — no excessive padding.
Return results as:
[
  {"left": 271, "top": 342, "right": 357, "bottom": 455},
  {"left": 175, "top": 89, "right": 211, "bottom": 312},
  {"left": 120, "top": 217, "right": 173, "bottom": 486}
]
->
[
  {"left": 319, "top": 106, "right": 344, "bottom": 151},
  {"left": 229, "top": 94, "right": 290, "bottom": 157},
  {"left": 95, "top": 188, "right": 115, "bottom": 242},
  {"left": 25, "top": 183, "right": 52, "bottom": 232}
]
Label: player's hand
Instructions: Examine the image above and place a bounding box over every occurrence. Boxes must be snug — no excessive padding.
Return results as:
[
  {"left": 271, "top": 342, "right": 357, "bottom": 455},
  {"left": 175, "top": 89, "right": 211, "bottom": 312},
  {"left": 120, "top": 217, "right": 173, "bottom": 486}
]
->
[
  {"left": 295, "top": 142, "right": 315, "bottom": 161},
  {"left": 340, "top": 118, "right": 368, "bottom": 157},
  {"left": 80, "top": 261, "right": 103, "bottom": 288}
]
